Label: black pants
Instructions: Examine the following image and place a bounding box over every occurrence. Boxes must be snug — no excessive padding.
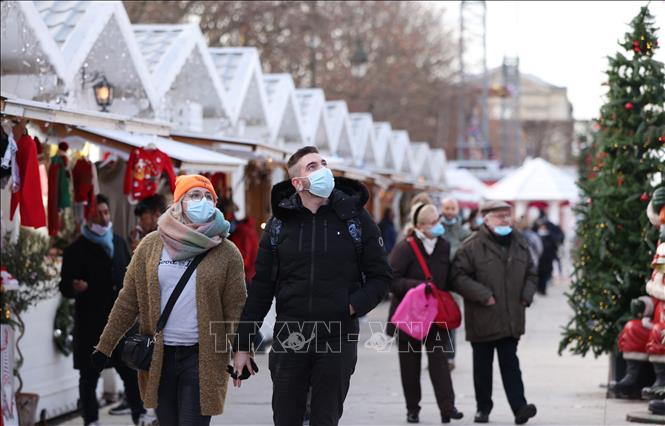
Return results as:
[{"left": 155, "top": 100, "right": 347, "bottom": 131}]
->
[
  {"left": 79, "top": 359, "right": 143, "bottom": 425},
  {"left": 269, "top": 339, "right": 357, "bottom": 426},
  {"left": 156, "top": 344, "right": 210, "bottom": 426},
  {"left": 471, "top": 337, "right": 527, "bottom": 415},
  {"left": 397, "top": 326, "right": 455, "bottom": 416}
]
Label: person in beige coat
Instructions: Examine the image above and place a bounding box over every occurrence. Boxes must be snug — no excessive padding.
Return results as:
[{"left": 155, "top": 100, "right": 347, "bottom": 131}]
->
[{"left": 92, "top": 175, "right": 247, "bottom": 425}]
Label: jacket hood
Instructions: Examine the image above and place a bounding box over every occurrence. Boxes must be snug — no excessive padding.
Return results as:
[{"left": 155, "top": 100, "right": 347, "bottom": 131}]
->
[{"left": 271, "top": 176, "right": 369, "bottom": 220}]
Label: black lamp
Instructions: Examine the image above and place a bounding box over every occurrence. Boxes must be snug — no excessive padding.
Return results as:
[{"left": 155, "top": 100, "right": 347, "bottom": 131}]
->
[
  {"left": 93, "top": 76, "right": 113, "bottom": 112},
  {"left": 350, "top": 39, "right": 369, "bottom": 78}
]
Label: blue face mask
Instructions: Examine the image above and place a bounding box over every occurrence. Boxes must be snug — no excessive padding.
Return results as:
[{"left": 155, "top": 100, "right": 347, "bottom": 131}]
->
[
  {"left": 494, "top": 226, "right": 513, "bottom": 236},
  {"left": 429, "top": 223, "right": 445, "bottom": 238},
  {"left": 186, "top": 199, "right": 215, "bottom": 223},
  {"left": 441, "top": 216, "right": 458, "bottom": 226},
  {"left": 305, "top": 167, "right": 335, "bottom": 199},
  {"left": 475, "top": 217, "right": 484, "bottom": 226}
]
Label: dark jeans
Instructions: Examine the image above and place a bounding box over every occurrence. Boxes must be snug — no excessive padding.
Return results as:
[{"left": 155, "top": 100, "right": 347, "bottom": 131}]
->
[
  {"left": 445, "top": 329, "right": 456, "bottom": 360},
  {"left": 397, "top": 326, "right": 455, "bottom": 416},
  {"left": 79, "top": 358, "right": 143, "bottom": 425},
  {"left": 269, "top": 339, "right": 357, "bottom": 426},
  {"left": 471, "top": 337, "right": 527, "bottom": 415},
  {"left": 156, "top": 344, "right": 210, "bottom": 426}
]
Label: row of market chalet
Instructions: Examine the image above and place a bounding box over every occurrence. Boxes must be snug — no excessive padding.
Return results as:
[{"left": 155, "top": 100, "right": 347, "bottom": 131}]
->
[{"left": 1, "top": 0, "right": 453, "bottom": 232}]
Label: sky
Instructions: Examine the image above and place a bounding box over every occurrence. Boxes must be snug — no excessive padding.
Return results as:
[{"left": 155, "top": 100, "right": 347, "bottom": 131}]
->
[{"left": 437, "top": 1, "right": 665, "bottom": 120}]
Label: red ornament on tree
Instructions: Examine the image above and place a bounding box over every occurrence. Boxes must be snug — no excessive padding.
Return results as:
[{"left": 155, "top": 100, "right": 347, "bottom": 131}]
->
[
  {"left": 641, "top": 193, "right": 650, "bottom": 202},
  {"left": 659, "top": 135, "right": 665, "bottom": 143},
  {"left": 625, "top": 102, "right": 634, "bottom": 110},
  {"left": 617, "top": 176, "right": 625, "bottom": 186}
]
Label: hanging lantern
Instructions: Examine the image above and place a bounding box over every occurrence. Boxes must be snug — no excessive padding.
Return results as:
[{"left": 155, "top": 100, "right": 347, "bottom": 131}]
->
[
  {"left": 350, "top": 39, "right": 369, "bottom": 78},
  {"left": 93, "top": 76, "right": 113, "bottom": 112}
]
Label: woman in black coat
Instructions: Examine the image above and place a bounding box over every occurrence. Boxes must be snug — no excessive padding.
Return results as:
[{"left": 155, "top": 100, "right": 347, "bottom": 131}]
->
[{"left": 388, "top": 203, "right": 463, "bottom": 424}]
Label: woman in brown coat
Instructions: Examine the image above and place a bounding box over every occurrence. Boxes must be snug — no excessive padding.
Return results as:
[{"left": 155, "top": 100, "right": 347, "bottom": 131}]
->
[
  {"left": 388, "top": 203, "right": 463, "bottom": 424},
  {"left": 92, "top": 175, "right": 247, "bottom": 425}
]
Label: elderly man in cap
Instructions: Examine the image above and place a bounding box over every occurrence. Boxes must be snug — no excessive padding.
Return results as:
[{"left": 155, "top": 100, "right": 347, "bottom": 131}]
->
[{"left": 451, "top": 200, "right": 538, "bottom": 425}]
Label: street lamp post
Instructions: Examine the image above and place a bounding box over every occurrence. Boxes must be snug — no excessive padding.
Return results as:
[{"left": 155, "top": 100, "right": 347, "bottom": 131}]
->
[{"left": 350, "top": 39, "right": 369, "bottom": 78}]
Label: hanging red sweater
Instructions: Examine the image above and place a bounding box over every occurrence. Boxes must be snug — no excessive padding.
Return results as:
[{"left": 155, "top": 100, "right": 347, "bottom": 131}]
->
[
  {"left": 9, "top": 135, "right": 46, "bottom": 228},
  {"left": 72, "top": 158, "right": 97, "bottom": 220},
  {"left": 123, "top": 147, "right": 176, "bottom": 201}
]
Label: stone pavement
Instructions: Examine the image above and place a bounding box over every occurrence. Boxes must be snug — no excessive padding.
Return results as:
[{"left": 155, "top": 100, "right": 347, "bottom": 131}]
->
[{"left": 57, "top": 276, "right": 650, "bottom": 425}]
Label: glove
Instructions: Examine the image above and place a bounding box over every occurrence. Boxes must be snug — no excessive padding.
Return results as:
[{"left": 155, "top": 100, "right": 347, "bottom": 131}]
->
[
  {"left": 226, "top": 358, "right": 259, "bottom": 380},
  {"left": 630, "top": 299, "right": 646, "bottom": 318},
  {"left": 91, "top": 349, "right": 111, "bottom": 372}
]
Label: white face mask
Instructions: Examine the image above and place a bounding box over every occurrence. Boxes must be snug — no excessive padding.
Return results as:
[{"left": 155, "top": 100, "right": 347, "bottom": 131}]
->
[{"left": 90, "top": 222, "right": 112, "bottom": 236}]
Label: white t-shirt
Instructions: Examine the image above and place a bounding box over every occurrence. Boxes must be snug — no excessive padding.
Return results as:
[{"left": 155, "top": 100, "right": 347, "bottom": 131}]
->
[{"left": 158, "top": 248, "right": 199, "bottom": 346}]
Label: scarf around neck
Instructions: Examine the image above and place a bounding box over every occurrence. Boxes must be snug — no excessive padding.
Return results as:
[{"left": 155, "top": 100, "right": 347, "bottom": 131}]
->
[
  {"left": 158, "top": 202, "right": 230, "bottom": 261},
  {"left": 415, "top": 230, "right": 438, "bottom": 255},
  {"left": 81, "top": 224, "right": 114, "bottom": 258}
]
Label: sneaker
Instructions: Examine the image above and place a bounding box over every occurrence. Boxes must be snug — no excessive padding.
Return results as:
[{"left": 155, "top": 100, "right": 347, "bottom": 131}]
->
[
  {"left": 109, "top": 399, "right": 131, "bottom": 415},
  {"left": 136, "top": 411, "right": 158, "bottom": 426}
]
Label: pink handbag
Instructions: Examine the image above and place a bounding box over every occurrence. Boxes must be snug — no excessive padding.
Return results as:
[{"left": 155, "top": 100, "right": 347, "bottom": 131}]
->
[{"left": 390, "top": 283, "right": 438, "bottom": 340}]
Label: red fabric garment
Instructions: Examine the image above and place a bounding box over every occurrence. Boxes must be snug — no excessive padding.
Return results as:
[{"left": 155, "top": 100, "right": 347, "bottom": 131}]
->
[
  {"left": 9, "top": 135, "right": 46, "bottom": 228},
  {"left": 72, "top": 158, "right": 97, "bottom": 219},
  {"left": 229, "top": 217, "right": 259, "bottom": 282},
  {"left": 47, "top": 159, "right": 61, "bottom": 236},
  {"left": 123, "top": 147, "right": 176, "bottom": 200}
]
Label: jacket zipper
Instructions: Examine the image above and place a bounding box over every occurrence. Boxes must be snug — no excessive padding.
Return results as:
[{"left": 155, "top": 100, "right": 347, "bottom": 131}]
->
[
  {"left": 298, "top": 223, "right": 304, "bottom": 252},
  {"left": 308, "top": 216, "right": 316, "bottom": 318},
  {"left": 323, "top": 219, "right": 328, "bottom": 252}
]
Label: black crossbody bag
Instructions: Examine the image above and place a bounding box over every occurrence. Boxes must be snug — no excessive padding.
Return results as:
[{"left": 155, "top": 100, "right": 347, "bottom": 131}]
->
[{"left": 121, "top": 251, "right": 208, "bottom": 371}]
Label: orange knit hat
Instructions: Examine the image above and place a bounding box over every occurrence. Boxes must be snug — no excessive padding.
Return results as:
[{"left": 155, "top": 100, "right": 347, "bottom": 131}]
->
[{"left": 173, "top": 175, "right": 218, "bottom": 203}]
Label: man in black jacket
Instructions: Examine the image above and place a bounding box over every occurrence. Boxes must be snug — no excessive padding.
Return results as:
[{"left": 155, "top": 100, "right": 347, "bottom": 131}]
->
[
  {"left": 233, "top": 146, "right": 392, "bottom": 425},
  {"left": 59, "top": 194, "right": 144, "bottom": 426}
]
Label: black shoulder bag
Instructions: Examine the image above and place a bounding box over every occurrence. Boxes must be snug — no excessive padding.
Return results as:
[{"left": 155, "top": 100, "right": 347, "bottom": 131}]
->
[{"left": 121, "top": 251, "right": 208, "bottom": 371}]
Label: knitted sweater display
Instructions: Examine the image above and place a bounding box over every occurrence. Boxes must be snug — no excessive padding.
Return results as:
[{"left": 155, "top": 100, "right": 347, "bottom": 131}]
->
[
  {"left": 9, "top": 135, "right": 47, "bottom": 228},
  {"left": 123, "top": 147, "right": 176, "bottom": 201},
  {"left": 72, "top": 157, "right": 99, "bottom": 220},
  {"left": 48, "top": 153, "right": 72, "bottom": 236}
]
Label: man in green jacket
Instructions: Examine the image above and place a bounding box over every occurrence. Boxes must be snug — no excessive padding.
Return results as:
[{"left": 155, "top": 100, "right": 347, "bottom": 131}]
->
[{"left": 451, "top": 200, "right": 538, "bottom": 425}]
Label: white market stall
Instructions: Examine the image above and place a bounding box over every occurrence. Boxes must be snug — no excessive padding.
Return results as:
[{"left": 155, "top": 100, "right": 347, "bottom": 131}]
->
[
  {"left": 444, "top": 167, "right": 488, "bottom": 209},
  {"left": 484, "top": 157, "right": 579, "bottom": 226}
]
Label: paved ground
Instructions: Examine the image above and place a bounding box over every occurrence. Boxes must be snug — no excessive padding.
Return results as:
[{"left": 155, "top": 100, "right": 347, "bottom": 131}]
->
[{"left": 57, "top": 276, "right": 654, "bottom": 425}]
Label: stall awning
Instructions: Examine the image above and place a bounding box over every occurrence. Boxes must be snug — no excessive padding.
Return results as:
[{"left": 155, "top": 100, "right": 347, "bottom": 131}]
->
[
  {"left": 1, "top": 94, "right": 171, "bottom": 136},
  {"left": 170, "top": 131, "right": 290, "bottom": 163},
  {"left": 80, "top": 128, "right": 246, "bottom": 173}
]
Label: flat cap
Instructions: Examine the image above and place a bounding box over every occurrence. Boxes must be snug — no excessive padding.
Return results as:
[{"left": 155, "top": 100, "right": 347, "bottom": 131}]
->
[{"left": 480, "top": 200, "right": 512, "bottom": 215}]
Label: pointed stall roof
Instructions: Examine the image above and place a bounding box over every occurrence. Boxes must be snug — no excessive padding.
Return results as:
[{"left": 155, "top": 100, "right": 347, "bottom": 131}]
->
[
  {"left": 0, "top": 1, "right": 68, "bottom": 98},
  {"left": 372, "top": 122, "right": 392, "bottom": 170},
  {"left": 484, "top": 157, "right": 579, "bottom": 202},
  {"left": 263, "top": 73, "right": 305, "bottom": 146},
  {"left": 33, "top": 1, "right": 158, "bottom": 110},
  {"left": 428, "top": 148, "right": 447, "bottom": 184},
  {"left": 208, "top": 47, "right": 271, "bottom": 140},
  {"left": 446, "top": 167, "right": 487, "bottom": 195},
  {"left": 325, "top": 101, "right": 354, "bottom": 158},
  {"left": 409, "top": 142, "right": 431, "bottom": 179},
  {"left": 389, "top": 130, "right": 412, "bottom": 174},
  {"left": 349, "top": 113, "right": 375, "bottom": 167},
  {"left": 132, "top": 24, "right": 232, "bottom": 125},
  {"left": 293, "top": 88, "right": 333, "bottom": 152}
]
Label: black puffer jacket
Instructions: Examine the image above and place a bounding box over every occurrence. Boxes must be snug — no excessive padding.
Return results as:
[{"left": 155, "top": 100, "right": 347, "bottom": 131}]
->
[{"left": 235, "top": 177, "right": 392, "bottom": 350}]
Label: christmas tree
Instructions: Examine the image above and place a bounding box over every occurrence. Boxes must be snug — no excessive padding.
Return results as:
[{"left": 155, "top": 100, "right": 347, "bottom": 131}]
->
[{"left": 560, "top": 5, "right": 665, "bottom": 357}]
